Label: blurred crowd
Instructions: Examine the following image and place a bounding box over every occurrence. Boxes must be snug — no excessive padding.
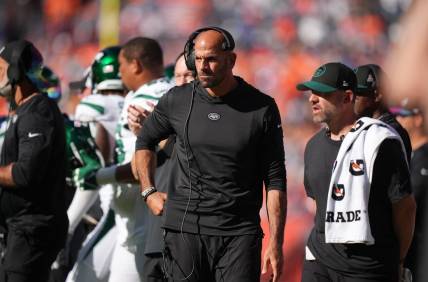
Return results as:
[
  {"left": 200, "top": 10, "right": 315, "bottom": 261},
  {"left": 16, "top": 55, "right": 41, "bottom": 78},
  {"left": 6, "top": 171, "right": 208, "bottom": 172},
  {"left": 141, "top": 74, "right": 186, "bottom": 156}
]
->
[{"left": 0, "top": 1, "right": 412, "bottom": 281}]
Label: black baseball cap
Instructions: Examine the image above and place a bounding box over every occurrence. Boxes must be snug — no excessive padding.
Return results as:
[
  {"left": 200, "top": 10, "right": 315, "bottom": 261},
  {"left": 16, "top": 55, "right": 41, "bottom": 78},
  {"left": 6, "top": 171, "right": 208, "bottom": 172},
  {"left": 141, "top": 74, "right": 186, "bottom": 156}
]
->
[
  {"left": 0, "top": 40, "right": 43, "bottom": 72},
  {"left": 296, "top": 62, "right": 356, "bottom": 94},
  {"left": 354, "top": 64, "right": 386, "bottom": 95}
]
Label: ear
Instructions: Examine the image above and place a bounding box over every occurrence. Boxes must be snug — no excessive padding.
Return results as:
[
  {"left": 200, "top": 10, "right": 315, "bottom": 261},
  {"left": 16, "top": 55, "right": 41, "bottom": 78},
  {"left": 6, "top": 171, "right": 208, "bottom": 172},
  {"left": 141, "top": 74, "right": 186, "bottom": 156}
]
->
[
  {"left": 344, "top": 90, "right": 354, "bottom": 104},
  {"left": 132, "top": 59, "right": 143, "bottom": 74},
  {"left": 228, "top": 52, "right": 237, "bottom": 69},
  {"left": 374, "top": 90, "right": 383, "bottom": 103}
]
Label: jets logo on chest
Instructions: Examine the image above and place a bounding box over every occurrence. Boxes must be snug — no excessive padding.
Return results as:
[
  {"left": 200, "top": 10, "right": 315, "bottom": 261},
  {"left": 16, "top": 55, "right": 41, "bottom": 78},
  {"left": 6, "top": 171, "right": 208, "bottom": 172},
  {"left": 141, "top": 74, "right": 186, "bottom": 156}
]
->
[{"left": 208, "top": 113, "right": 221, "bottom": 121}]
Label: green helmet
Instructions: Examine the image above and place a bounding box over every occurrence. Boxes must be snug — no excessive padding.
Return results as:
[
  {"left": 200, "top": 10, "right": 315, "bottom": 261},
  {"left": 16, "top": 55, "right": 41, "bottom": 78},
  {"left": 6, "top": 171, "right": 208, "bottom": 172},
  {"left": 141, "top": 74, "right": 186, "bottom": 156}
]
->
[{"left": 91, "top": 46, "right": 123, "bottom": 92}]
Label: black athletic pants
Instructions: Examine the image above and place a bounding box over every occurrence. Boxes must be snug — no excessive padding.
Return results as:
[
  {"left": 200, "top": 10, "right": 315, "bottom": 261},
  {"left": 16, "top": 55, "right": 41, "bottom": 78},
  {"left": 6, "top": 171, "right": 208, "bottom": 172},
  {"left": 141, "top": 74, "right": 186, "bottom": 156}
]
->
[
  {"left": 142, "top": 253, "right": 166, "bottom": 282},
  {"left": 0, "top": 226, "right": 65, "bottom": 282},
  {"left": 302, "top": 259, "right": 398, "bottom": 282},
  {"left": 162, "top": 229, "right": 262, "bottom": 282}
]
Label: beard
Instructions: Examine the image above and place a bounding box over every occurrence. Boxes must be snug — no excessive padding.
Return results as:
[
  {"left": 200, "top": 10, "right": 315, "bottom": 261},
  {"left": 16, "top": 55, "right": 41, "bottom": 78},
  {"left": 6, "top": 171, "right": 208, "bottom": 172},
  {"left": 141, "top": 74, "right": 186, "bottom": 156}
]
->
[
  {"left": 198, "top": 74, "right": 222, "bottom": 88},
  {"left": 197, "top": 61, "right": 228, "bottom": 88}
]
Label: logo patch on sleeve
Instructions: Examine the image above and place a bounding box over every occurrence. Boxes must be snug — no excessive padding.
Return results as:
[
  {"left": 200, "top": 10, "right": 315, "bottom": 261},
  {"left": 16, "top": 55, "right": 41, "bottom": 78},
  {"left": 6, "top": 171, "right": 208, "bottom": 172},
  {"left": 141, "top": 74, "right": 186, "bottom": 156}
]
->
[
  {"left": 349, "top": 159, "right": 364, "bottom": 176},
  {"left": 331, "top": 184, "right": 345, "bottom": 201}
]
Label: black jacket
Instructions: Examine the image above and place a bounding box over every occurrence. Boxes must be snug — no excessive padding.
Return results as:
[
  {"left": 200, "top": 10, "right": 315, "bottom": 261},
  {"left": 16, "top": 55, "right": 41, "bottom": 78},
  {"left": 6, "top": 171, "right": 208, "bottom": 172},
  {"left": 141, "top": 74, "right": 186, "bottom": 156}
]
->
[{"left": 0, "top": 94, "right": 68, "bottom": 244}]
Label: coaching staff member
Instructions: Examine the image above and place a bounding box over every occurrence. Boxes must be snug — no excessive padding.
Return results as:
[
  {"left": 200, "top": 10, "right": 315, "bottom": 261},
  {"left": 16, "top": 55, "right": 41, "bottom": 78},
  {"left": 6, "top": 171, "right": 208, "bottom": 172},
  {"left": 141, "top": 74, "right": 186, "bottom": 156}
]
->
[
  {"left": 134, "top": 27, "right": 287, "bottom": 282},
  {"left": 298, "top": 62, "right": 415, "bottom": 282},
  {"left": 0, "top": 40, "right": 68, "bottom": 282},
  {"left": 353, "top": 64, "right": 412, "bottom": 163}
]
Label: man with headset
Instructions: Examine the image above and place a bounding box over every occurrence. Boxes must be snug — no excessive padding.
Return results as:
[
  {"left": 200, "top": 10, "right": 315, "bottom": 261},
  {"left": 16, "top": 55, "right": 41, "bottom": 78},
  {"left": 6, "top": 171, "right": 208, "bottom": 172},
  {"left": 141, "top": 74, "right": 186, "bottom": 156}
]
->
[
  {"left": 134, "top": 27, "right": 287, "bottom": 282},
  {"left": 0, "top": 40, "right": 68, "bottom": 282}
]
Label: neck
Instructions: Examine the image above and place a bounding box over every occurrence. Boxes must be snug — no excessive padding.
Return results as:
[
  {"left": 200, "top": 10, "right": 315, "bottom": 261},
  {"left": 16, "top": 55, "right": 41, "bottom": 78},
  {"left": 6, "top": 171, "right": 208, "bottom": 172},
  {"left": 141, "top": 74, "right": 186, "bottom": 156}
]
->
[
  {"left": 206, "top": 75, "right": 238, "bottom": 97},
  {"left": 133, "top": 71, "right": 162, "bottom": 92},
  {"left": 14, "top": 85, "right": 38, "bottom": 107},
  {"left": 372, "top": 106, "right": 388, "bottom": 119},
  {"left": 327, "top": 113, "right": 356, "bottom": 141}
]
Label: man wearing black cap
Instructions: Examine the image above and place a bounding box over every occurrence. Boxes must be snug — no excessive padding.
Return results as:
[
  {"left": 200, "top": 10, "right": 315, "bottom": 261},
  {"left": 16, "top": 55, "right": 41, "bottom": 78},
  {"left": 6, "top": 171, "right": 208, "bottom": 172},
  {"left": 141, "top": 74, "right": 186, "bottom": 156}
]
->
[
  {"left": 297, "top": 62, "right": 416, "bottom": 282},
  {"left": 354, "top": 64, "right": 412, "bottom": 163},
  {"left": 0, "top": 40, "right": 68, "bottom": 282},
  {"left": 392, "top": 104, "right": 428, "bottom": 282}
]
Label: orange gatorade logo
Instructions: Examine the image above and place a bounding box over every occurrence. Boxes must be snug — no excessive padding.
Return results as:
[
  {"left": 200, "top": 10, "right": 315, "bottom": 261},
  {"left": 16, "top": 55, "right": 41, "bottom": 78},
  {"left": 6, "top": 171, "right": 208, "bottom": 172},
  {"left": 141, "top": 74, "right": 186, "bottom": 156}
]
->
[{"left": 349, "top": 159, "right": 364, "bottom": 176}]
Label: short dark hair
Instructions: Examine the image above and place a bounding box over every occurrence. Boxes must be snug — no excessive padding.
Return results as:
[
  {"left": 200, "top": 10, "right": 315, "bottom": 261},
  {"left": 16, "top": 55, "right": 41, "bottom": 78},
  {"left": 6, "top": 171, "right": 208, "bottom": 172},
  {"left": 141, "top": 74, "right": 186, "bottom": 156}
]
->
[{"left": 122, "top": 37, "right": 163, "bottom": 70}]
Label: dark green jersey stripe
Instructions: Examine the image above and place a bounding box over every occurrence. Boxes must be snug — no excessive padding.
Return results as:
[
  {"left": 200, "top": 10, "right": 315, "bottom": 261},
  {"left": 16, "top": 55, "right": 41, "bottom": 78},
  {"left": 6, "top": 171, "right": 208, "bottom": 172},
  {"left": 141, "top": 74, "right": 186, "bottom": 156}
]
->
[
  {"left": 79, "top": 102, "right": 105, "bottom": 114},
  {"left": 133, "top": 94, "right": 160, "bottom": 101}
]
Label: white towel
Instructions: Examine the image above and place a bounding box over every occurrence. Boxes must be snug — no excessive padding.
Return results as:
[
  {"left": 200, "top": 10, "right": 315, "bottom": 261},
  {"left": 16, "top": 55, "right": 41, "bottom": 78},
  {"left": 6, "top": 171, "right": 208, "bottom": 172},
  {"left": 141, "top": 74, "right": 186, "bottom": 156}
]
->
[{"left": 325, "top": 117, "right": 406, "bottom": 244}]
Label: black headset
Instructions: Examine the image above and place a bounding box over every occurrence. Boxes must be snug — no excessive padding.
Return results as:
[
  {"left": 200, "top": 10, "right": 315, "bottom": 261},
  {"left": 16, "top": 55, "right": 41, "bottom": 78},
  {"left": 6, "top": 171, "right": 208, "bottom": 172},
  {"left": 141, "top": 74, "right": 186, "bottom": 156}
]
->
[
  {"left": 183, "top": 26, "right": 235, "bottom": 72},
  {"left": 6, "top": 40, "right": 34, "bottom": 85}
]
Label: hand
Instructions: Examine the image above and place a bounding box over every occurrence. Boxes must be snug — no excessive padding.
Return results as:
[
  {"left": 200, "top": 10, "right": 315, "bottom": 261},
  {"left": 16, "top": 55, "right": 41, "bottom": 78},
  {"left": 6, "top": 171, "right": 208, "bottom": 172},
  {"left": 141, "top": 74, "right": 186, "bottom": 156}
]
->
[
  {"left": 262, "top": 242, "right": 283, "bottom": 282},
  {"left": 400, "top": 266, "right": 412, "bottom": 282},
  {"left": 146, "top": 191, "right": 167, "bottom": 216},
  {"left": 127, "top": 103, "right": 155, "bottom": 136}
]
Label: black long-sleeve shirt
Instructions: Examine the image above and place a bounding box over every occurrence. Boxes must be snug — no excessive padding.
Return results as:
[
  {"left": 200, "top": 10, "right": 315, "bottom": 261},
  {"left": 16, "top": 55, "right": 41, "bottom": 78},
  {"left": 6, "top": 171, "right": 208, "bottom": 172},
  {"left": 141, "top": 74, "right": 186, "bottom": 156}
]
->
[
  {"left": 136, "top": 77, "right": 286, "bottom": 235},
  {"left": 0, "top": 94, "right": 68, "bottom": 243}
]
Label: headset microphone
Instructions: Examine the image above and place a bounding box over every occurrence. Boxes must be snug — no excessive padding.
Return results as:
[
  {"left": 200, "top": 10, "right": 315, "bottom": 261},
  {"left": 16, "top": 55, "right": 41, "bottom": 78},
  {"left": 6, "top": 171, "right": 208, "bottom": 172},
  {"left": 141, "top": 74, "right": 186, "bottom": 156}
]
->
[{"left": 0, "top": 82, "right": 12, "bottom": 98}]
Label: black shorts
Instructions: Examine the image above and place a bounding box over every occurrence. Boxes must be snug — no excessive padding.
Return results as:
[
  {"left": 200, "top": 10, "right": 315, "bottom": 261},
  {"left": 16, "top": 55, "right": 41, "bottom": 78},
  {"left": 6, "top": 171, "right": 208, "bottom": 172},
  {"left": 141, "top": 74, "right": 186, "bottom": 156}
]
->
[
  {"left": 162, "top": 229, "right": 262, "bottom": 282},
  {"left": 0, "top": 225, "right": 65, "bottom": 282},
  {"left": 302, "top": 259, "right": 398, "bottom": 282}
]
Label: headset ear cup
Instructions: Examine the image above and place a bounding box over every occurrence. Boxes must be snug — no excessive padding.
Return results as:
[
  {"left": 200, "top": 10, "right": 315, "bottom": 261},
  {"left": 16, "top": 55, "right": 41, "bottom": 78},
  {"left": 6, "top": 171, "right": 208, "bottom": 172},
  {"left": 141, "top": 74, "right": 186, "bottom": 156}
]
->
[
  {"left": 183, "top": 26, "right": 235, "bottom": 73},
  {"left": 186, "top": 50, "right": 196, "bottom": 72},
  {"left": 7, "top": 64, "right": 22, "bottom": 85},
  {"left": 184, "top": 39, "right": 196, "bottom": 72}
]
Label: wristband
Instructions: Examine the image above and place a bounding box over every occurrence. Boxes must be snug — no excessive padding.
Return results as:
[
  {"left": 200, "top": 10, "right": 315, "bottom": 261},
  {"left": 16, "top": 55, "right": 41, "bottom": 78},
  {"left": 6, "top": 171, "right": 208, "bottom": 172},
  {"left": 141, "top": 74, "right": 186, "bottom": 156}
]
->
[
  {"left": 141, "top": 186, "right": 157, "bottom": 201},
  {"left": 95, "top": 165, "right": 117, "bottom": 185}
]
